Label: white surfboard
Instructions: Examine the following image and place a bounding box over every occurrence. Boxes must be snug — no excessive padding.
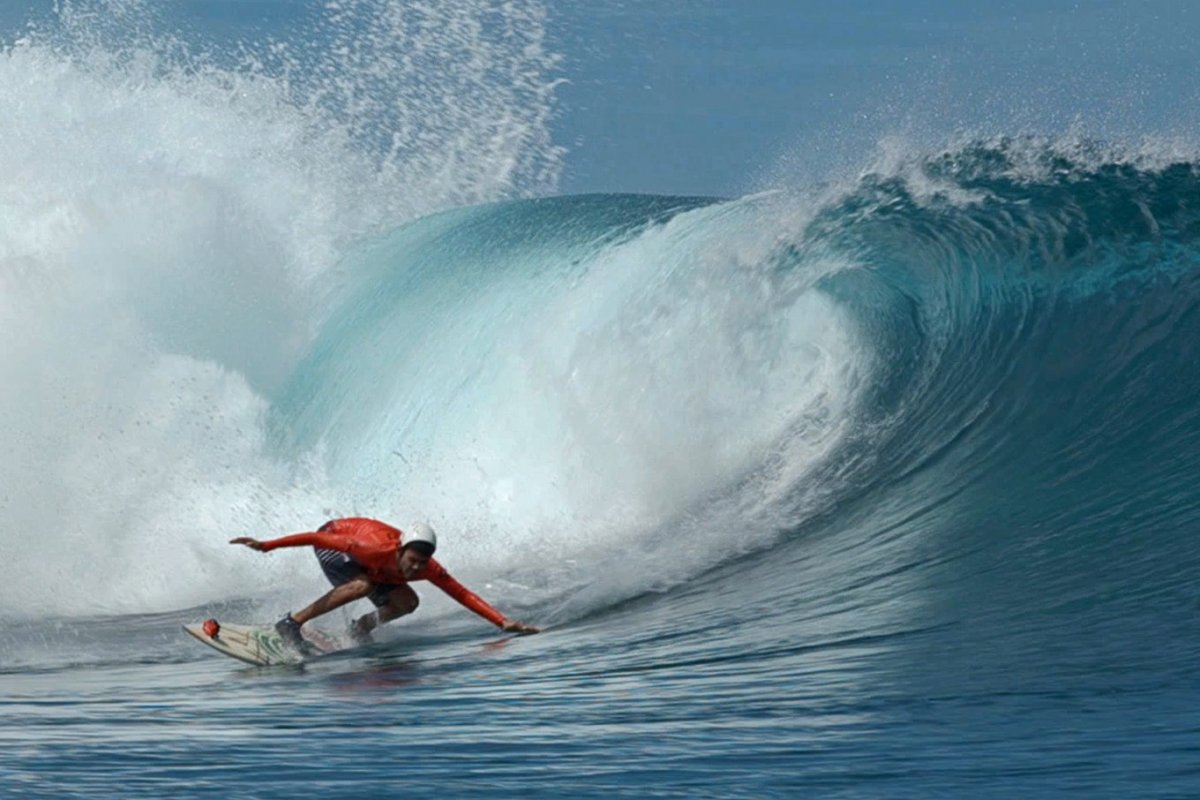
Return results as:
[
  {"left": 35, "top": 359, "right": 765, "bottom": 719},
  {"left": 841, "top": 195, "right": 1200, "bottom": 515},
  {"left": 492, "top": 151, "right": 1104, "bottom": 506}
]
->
[{"left": 183, "top": 619, "right": 337, "bottom": 666}]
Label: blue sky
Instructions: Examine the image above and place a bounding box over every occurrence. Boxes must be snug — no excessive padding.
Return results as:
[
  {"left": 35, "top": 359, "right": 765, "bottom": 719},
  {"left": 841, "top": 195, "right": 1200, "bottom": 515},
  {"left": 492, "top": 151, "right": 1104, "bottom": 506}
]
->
[
  {"left": 3, "top": 1, "right": 1196, "bottom": 196},
  {"left": 547, "top": 1, "right": 1199, "bottom": 194}
]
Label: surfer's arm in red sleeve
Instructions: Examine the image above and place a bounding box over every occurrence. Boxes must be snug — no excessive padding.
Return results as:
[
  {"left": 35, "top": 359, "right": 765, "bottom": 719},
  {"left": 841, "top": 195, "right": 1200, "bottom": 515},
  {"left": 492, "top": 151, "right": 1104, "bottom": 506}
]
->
[
  {"left": 425, "top": 563, "right": 538, "bottom": 633},
  {"left": 229, "top": 531, "right": 348, "bottom": 553}
]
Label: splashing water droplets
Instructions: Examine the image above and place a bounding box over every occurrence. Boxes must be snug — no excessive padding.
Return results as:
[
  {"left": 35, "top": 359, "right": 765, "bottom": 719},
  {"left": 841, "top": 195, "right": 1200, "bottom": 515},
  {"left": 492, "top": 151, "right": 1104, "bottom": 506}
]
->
[{"left": 0, "top": 0, "right": 563, "bottom": 617}]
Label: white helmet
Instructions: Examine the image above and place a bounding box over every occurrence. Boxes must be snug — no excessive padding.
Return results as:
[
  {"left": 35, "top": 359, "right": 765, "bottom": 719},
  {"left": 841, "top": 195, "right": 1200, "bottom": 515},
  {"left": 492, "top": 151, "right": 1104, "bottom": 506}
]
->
[{"left": 404, "top": 521, "right": 438, "bottom": 556}]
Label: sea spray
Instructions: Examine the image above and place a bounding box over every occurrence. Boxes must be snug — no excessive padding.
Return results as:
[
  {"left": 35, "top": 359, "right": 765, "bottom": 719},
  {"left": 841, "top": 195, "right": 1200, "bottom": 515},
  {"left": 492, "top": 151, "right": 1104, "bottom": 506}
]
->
[{"left": 0, "top": 0, "right": 563, "bottom": 617}]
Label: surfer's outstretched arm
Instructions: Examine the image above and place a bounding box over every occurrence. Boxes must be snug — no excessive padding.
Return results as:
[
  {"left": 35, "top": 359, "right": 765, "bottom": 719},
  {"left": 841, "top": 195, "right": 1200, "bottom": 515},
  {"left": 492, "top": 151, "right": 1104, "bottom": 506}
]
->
[
  {"left": 229, "top": 532, "right": 348, "bottom": 553},
  {"left": 426, "top": 564, "right": 540, "bottom": 634}
]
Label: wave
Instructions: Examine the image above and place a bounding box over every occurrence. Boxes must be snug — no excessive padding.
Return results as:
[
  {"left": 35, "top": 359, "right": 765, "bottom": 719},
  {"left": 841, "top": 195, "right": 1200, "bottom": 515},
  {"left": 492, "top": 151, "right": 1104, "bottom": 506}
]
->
[
  {"left": 3, "top": 0, "right": 1198, "bottom": 646},
  {"left": 265, "top": 137, "right": 1200, "bottom": 632}
]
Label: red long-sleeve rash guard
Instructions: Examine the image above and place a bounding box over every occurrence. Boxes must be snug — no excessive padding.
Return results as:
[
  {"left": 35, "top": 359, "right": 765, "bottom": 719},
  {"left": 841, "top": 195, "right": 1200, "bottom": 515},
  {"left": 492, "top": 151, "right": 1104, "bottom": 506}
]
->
[{"left": 258, "top": 517, "right": 508, "bottom": 628}]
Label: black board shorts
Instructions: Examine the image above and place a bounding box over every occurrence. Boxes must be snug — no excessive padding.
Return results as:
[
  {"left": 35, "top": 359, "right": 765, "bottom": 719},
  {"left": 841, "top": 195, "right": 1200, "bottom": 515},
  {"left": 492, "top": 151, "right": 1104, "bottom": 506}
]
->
[{"left": 313, "top": 547, "right": 398, "bottom": 608}]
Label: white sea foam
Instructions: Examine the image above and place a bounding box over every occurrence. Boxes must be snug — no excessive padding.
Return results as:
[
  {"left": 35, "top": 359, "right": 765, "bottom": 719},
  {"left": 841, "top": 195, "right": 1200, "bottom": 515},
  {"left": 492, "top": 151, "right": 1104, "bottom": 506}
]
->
[{"left": 0, "top": 0, "right": 563, "bottom": 617}]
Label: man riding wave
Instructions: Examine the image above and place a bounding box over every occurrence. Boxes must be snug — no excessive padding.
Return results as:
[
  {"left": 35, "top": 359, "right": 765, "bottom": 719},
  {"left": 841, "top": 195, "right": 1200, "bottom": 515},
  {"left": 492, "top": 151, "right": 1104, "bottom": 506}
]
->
[{"left": 230, "top": 517, "right": 539, "bottom": 651}]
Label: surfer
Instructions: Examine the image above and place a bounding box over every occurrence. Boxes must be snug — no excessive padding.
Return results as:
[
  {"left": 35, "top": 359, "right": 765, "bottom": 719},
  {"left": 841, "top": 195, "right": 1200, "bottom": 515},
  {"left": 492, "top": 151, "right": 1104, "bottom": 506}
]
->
[{"left": 230, "top": 518, "right": 539, "bottom": 651}]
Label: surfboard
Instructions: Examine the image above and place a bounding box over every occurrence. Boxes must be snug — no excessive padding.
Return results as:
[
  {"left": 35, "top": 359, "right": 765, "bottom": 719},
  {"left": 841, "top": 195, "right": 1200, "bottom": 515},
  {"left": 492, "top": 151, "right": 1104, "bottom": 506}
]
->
[{"left": 183, "top": 618, "right": 337, "bottom": 666}]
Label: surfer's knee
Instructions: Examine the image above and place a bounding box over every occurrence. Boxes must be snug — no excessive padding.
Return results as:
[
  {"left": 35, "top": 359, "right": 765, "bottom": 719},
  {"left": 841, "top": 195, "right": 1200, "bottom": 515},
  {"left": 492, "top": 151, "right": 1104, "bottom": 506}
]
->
[{"left": 381, "top": 585, "right": 419, "bottom": 619}]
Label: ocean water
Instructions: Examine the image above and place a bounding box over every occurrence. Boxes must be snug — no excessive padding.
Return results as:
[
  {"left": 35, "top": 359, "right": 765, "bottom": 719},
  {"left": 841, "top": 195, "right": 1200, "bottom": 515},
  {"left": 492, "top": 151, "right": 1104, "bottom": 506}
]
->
[{"left": 3, "top": 2, "right": 1200, "bottom": 798}]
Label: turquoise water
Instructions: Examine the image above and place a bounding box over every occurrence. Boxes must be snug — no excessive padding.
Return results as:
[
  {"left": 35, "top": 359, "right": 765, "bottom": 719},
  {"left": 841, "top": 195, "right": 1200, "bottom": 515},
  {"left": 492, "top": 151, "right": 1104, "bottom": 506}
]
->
[{"left": 3, "top": 3, "right": 1200, "bottom": 799}]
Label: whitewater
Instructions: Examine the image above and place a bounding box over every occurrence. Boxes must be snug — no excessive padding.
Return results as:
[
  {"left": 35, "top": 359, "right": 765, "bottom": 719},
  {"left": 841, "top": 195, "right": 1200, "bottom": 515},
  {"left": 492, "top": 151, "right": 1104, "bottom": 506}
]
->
[{"left": 3, "top": 2, "right": 1200, "bottom": 798}]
